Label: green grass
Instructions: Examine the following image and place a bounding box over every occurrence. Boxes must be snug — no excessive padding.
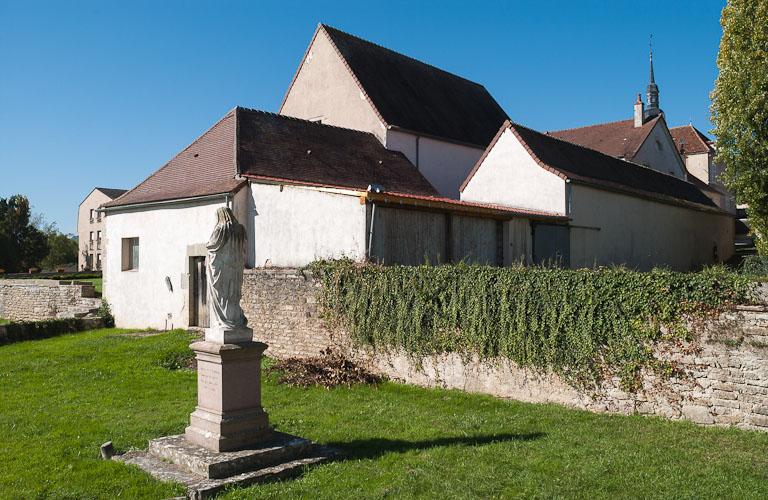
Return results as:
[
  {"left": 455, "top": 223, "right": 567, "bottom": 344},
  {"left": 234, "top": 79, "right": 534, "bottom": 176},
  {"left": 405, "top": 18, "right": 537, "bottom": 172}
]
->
[
  {"left": 1, "top": 329, "right": 767, "bottom": 499},
  {"left": 77, "top": 277, "right": 102, "bottom": 293},
  {"left": 0, "top": 318, "right": 8, "bottom": 325}
]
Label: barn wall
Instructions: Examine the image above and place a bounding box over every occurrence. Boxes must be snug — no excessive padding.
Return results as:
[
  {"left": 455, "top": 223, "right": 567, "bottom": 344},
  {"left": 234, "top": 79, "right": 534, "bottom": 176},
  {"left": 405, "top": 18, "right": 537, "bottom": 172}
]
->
[
  {"left": 386, "top": 129, "right": 485, "bottom": 199},
  {"left": 569, "top": 184, "right": 735, "bottom": 271},
  {"left": 461, "top": 128, "right": 567, "bottom": 214},
  {"left": 251, "top": 184, "right": 367, "bottom": 268},
  {"left": 104, "top": 198, "right": 228, "bottom": 329}
]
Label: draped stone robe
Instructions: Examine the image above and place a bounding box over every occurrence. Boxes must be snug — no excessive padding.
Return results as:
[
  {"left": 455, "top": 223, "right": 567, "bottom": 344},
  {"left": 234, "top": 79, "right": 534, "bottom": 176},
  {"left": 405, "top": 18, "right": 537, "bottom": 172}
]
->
[{"left": 206, "top": 207, "right": 248, "bottom": 330}]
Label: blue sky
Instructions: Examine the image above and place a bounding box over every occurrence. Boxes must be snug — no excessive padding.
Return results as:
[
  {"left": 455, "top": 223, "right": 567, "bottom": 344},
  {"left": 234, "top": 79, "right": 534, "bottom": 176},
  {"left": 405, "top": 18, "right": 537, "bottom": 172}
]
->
[{"left": 0, "top": 0, "right": 726, "bottom": 234}]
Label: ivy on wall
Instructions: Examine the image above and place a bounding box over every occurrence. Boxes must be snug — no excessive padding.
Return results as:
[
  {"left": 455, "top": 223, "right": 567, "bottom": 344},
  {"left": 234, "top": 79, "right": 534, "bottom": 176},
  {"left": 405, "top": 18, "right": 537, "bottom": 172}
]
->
[{"left": 311, "top": 260, "right": 754, "bottom": 391}]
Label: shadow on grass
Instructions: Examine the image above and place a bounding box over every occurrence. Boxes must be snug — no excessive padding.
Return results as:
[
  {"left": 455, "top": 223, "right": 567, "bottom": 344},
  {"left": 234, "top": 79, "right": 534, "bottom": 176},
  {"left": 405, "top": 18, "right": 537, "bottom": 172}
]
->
[{"left": 327, "top": 432, "right": 545, "bottom": 460}]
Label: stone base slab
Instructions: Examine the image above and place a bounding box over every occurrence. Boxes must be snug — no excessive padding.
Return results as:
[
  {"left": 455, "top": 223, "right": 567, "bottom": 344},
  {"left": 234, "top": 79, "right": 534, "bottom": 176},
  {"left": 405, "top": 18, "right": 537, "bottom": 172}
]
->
[
  {"left": 204, "top": 326, "right": 253, "bottom": 344},
  {"left": 115, "top": 433, "right": 334, "bottom": 499}
]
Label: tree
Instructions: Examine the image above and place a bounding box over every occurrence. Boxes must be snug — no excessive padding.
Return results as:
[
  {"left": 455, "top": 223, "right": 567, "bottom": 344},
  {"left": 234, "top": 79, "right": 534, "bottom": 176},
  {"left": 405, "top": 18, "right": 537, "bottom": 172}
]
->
[
  {"left": 39, "top": 226, "right": 78, "bottom": 271},
  {"left": 0, "top": 195, "right": 49, "bottom": 272},
  {"left": 711, "top": 0, "right": 768, "bottom": 252}
]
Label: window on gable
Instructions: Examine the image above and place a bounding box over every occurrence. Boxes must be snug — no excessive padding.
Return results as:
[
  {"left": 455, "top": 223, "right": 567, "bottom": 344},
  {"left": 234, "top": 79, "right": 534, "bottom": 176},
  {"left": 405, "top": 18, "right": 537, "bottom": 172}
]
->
[{"left": 121, "top": 237, "right": 139, "bottom": 271}]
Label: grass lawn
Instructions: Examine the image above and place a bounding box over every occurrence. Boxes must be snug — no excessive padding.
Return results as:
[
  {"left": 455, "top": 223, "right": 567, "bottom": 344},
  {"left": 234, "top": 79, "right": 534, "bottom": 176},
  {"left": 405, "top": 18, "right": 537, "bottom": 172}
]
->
[
  {"left": 1, "top": 330, "right": 767, "bottom": 499},
  {"left": 0, "top": 318, "right": 8, "bottom": 325},
  {"left": 78, "top": 277, "right": 102, "bottom": 294}
]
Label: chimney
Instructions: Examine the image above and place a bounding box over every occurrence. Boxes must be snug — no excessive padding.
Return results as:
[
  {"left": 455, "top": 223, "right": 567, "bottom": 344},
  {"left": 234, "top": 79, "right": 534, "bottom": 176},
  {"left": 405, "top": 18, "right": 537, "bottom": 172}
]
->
[{"left": 634, "top": 94, "right": 644, "bottom": 127}]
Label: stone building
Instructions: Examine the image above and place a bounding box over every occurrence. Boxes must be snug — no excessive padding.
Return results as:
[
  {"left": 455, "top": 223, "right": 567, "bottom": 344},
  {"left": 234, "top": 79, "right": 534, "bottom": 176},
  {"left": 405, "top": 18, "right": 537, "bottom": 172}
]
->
[{"left": 77, "top": 187, "right": 126, "bottom": 270}]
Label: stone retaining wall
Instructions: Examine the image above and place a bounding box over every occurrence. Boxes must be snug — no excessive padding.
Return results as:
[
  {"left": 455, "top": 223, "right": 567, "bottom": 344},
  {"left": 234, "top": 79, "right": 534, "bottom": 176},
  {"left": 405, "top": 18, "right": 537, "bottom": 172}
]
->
[
  {"left": 242, "top": 268, "right": 768, "bottom": 432},
  {"left": 0, "top": 280, "right": 101, "bottom": 322}
]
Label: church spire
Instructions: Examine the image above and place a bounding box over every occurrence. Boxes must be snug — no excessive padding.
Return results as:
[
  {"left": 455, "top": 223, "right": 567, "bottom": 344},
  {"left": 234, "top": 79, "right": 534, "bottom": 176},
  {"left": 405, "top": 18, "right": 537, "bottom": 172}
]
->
[{"left": 645, "top": 35, "right": 661, "bottom": 119}]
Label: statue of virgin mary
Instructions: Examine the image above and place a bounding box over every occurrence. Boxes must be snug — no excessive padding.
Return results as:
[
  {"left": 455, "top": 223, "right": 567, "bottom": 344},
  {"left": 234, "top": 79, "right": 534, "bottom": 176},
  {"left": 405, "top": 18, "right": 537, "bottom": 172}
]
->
[{"left": 206, "top": 207, "right": 248, "bottom": 330}]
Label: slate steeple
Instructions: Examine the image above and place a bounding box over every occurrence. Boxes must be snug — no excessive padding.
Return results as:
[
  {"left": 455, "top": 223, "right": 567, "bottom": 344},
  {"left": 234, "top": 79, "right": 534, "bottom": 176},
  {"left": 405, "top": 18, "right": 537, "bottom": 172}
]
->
[{"left": 645, "top": 35, "right": 661, "bottom": 119}]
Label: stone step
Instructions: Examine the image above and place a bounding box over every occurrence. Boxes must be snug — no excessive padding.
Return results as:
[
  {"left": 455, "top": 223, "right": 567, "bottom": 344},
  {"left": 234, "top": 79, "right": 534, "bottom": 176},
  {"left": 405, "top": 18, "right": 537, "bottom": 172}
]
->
[
  {"left": 148, "top": 432, "right": 314, "bottom": 479},
  {"left": 116, "top": 447, "right": 332, "bottom": 499}
]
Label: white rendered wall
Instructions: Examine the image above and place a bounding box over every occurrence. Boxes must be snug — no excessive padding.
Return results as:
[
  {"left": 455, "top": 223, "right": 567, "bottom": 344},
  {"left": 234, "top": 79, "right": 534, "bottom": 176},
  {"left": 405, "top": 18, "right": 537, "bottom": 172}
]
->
[
  {"left": 461, "top": 128, "right": 567, "bottom": 214},
  {"left": 103, "top": 198, "right": 228, "bottom": 329},
  {"left": 633, "top": 123, "right": 687, "bottom": 179},
  {"left": 251, "top": 183, "right": 367, "bottom": 268},
  {"left": 386, "top": 129, "right": 484, "bottom": 199},
  {"left": 280, "top": 28, "right": 386, "bottom": 142},
  {"left": 569, "top": 184, "right": 734, "bottom": 271}
]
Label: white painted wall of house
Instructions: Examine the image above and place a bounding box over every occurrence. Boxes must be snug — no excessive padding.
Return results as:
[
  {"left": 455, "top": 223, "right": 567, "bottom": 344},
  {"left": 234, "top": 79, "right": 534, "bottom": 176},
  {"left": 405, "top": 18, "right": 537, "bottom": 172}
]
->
[
  {"left": 460, "top": 128, "right": 568, "bottom": 214},
  {"left": 569, "top": 184, "right": 734, "bottom": 271},
  {"left": 632, "top": 122, "right": 687, "bottom": 179},
  {"left": 251, "top": 183, "right": 367, "bottom": 268},
  {"left": 104, "top": 198, "right": 228, "bottom": 329},
  {"left": 279, "top": 27, "right": 386, "bottom": 142},
  {"left": 385, "top": 129, "right": 484, "bottom": 199}
]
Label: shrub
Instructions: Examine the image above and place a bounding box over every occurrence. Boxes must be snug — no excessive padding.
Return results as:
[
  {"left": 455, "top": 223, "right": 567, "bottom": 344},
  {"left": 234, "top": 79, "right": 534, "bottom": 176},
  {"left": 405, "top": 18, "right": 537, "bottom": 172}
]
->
[
  {"left": 741, "top": 255, "right": 768, "bottom": 277},
  {"left": 310, "top": 261, "right": 754, "bottom": 391},
  {"left": 97, "top": 300, "right": 114, "bottom": 328},
  {"left": 0, "top": 317, "right": 103, "bottom": 345}
]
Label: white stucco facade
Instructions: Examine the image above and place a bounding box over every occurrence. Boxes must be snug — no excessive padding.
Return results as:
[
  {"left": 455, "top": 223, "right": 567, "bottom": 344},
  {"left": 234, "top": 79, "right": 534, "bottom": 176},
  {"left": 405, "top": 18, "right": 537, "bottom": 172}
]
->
[
  {"left": 251, "top": 183, "right": 367, "bottom": 268},
  {"left": 104, "top": 197, "right": 230, "bottom": 329},
  {"left": 632, "top": 122, "right": 687, "bottom": 179},
  {"left": 385, "top": 130, "right": 484, "bottom": 199},
  {"left": 461, "top": 129, "right": 567, "bottom": 214},
  {"left": 569, "top": 184, "right": 734, "bottom": 271},
  {"left": 280, "top": 28, "right": 386, "bottom": 142}
]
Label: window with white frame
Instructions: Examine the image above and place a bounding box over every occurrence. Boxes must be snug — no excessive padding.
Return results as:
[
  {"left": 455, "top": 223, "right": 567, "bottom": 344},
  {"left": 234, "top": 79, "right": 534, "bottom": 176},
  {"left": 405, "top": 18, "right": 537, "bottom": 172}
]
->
[{"left": 121, "top": 237, "right": 139, "bottom": 271}]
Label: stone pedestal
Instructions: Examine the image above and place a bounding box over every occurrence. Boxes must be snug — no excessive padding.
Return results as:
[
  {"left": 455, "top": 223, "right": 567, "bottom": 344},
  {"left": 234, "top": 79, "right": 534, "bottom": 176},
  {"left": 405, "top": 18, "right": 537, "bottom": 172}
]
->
[
  {"left": 185, "top": 340, "right": 272, "bottom": 452},
  {"left": 205, "top": 325, "right": 254, "bottom": 344}
]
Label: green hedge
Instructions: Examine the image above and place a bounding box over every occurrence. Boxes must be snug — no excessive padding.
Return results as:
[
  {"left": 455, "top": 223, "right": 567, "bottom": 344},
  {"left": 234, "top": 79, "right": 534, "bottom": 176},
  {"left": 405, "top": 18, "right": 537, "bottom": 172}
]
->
[
  {"left": 311, "top": 261, "right": 754, "bottom": 390},
  {"left": 0, "top": 318, "right": 103, "bottom": 345}
]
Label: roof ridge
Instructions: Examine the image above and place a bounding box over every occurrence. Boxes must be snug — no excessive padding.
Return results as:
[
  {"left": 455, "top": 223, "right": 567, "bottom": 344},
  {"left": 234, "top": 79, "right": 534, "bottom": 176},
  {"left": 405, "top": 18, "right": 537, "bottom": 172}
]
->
[
  {"left": 114, "top": 108, "right": 238, "bottom": 205},
  {"left": 320, "top": 24, "right": 487, "bottom": 89},
  {"left": 547, "top": 117, "right": 635, "bottom": 135},
  {"left": 513, "top": 119, "right": 697, "bottom": 184},
  {"left": 239, "top": 106, "right": 380, "bottom": 136}
]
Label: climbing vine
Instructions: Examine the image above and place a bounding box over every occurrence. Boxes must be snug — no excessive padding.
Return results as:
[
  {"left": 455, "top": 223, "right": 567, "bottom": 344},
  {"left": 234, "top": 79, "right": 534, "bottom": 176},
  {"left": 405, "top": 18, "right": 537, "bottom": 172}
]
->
[{"left": 310, "top": 260, "right": 754, "bottom": 391}]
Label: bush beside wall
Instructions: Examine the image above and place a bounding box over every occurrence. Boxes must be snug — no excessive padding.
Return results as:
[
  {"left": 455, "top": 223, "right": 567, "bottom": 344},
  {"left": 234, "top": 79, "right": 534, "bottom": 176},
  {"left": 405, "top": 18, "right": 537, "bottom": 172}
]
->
[
  {"left": 0, "top": 317, "right": 104, "bottom": 345},
  {"left": 310, "top": 261, "right": 754, "bottom": 390}
]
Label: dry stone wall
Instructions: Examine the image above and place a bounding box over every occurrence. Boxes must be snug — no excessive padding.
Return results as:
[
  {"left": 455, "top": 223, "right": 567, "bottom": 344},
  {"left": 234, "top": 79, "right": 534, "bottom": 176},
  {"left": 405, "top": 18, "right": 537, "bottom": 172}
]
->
[
  {"left": 0, "top": 280, "right": 101, "bottom": 321},
  {"left": 242, "top": 268, "right": 768, "bottom": 432}
]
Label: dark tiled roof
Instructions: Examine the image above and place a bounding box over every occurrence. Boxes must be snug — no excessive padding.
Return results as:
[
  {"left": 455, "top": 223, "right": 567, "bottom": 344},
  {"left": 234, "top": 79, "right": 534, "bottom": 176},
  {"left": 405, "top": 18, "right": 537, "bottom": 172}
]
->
[
  {"left": 321, "top": 25, "right": 508, "bottom": 147},
  {"left": 95, "top": 188, "right": 128, "bottom": 199},
  {"left": 104, "top": 110, "right": 241, "bottom": 207},
  {"left": 236, "top": 108, "right": 439, "bottom": 196},
  {"left": 670, "top": 124, "right": 712, "bottom": 155},
  {"left": 466, "top": 121, "right": 718, "bottom": 210},
  {"left": 547, "top": 116, "right": 660, "bottom": 160},
  {"left": 105, "top": 108, "right": 438, "bottom": 208}
]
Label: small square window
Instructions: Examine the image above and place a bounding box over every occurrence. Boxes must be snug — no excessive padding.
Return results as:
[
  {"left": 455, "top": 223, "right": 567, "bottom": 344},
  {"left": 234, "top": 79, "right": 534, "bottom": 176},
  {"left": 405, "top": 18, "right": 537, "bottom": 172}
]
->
[{"left": 121, "top": 237, "right": 139, "bottom": 271}]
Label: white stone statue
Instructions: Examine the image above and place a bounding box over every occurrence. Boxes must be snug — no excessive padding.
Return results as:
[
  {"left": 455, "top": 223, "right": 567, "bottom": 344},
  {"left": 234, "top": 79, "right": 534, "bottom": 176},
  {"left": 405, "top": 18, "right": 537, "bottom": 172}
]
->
[{"left": 205, "top": 207, "right": 251, "bottom": 343}]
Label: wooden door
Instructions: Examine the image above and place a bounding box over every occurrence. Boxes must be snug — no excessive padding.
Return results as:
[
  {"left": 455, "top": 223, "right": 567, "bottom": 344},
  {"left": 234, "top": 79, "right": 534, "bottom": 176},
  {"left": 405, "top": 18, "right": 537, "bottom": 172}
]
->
[{"left": 191, "top": 257, "right": 209, "bottom": 327}]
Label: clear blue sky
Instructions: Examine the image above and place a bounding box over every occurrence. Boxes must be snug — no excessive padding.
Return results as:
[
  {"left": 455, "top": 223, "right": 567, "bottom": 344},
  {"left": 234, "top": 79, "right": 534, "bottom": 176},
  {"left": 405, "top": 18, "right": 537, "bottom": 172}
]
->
[{"left": 0, "top": 0, "right": 726, "bottom": 234}]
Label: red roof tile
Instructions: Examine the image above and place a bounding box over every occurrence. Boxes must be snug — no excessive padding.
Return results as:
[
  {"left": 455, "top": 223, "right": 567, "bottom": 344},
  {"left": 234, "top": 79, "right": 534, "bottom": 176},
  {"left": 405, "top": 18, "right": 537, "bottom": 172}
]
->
[
  {"left": 670, "top": 124, "right": 712, "bottom": 155},
  {"left": 547, "top": 116, "right": 660, "bottom": 160},
  {"left": 105, "top": 107, "right": 439, "bottom": 208}
]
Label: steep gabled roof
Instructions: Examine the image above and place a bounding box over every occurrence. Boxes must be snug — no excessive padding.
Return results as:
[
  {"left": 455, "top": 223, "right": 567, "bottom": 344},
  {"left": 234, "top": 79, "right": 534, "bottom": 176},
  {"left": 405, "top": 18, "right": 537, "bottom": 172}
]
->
[
  {"left": 547, "top": 116, "right": 661, "bottom": 160},
  {"left": 670, "top": 124, "right": 713, "bottom": 155},
  {"left": 315, "top": 24, "right": 509, "bottom": 147},
  {"left": 236, "top": 108, "right": 439, "bottom": 196},
  {"left": 463, "top": 120, "right": 719, "bottom": 211},
  {"left": 105, "top": 107, "right": 438, "bottom": 208},
  {"left": 104, "top": 109, "right": 243, "bottom": 208}
]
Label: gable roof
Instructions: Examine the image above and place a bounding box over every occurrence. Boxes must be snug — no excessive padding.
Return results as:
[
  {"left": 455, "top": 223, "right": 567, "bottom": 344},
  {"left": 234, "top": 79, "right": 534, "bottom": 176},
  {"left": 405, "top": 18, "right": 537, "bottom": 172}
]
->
[
  {"left": 308, "top": 24, "right": 509, "bottom": 148},
  {"left": 670, "top": 124, "right": 713, "bottom": 155},
  {"left": 236, "top": 108, "right": 439, "bottom": 196},
  {"left": 105, "top": 107, "right": 438, "bottom": 208},
  {"left": 546, "top": 116, "right": 660, "bottom": 160},
  {"left": 95, "top": 188, "right": 128, "bottom": 199},
  {"left": 463, "top": 120, "right": 720, "bottom": 212}
]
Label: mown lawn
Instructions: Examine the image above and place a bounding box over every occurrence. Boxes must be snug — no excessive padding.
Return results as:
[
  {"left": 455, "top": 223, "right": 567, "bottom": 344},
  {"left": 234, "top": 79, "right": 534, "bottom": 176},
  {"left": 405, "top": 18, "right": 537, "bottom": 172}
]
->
[
  {"left": 78, "top": 277, "right": 102, "bottom": 294},
  {"left": 1, "top": 329, "right": 767, "bottom": 499},
  {"left": 0, "top": 318, "right": 8, "bottom": 325}
]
